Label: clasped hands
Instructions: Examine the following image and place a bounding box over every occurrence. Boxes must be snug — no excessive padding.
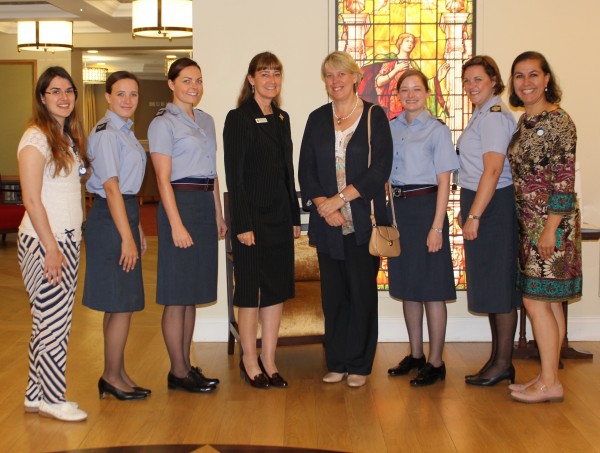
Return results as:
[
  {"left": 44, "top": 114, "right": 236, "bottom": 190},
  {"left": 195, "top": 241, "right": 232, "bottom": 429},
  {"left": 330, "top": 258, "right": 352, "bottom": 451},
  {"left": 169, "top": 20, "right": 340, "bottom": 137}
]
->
[{"left": 315, "top": 195, "right": 347, "bottom": 227}]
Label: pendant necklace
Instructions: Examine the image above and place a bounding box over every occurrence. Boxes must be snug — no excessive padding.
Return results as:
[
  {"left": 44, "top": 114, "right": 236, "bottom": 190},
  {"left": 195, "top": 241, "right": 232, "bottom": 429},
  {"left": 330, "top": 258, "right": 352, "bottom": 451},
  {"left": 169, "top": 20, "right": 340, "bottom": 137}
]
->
[{"left": 332, "top": 94, "right": 359, "bottom": 125}]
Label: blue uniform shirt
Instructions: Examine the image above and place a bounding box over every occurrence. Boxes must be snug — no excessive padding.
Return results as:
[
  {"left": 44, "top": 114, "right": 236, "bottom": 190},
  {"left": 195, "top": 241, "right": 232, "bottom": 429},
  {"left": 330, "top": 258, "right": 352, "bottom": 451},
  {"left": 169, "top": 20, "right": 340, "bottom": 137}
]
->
[
  {"left": 389, "top": 109, "right": 458, "bottom": 185},
  {"left": 147, "top": 102, "right": 217, "bottom": 181},
  {"left": 457, "top": 95, "right": 517, "bottom": 191},
  {"left": 86, "top": 109, "right": 147, "bottom": 197}
]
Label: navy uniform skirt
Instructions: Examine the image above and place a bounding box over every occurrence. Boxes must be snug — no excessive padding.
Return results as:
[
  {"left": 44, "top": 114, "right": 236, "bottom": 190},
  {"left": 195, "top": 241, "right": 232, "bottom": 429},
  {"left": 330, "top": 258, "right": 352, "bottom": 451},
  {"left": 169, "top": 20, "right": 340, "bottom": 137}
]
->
[
  {"left": 83, "top": 195, "right": 144, "bottom": 313},
  {"left": 156, "top": 190, "right": 217, "bottom": 306},
  {"left": 388, "top": 191, "right": 456, "bottom": 302},
  {"left": 461, "top": 185, "right": 522, "bottom": 313}
]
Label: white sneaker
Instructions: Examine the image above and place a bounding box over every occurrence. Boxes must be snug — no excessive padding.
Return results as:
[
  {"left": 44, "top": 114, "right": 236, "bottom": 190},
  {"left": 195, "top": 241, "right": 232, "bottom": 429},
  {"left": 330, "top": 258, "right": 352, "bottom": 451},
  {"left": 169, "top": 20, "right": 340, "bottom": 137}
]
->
[
  {"left": 38, "top": 401, "right": 87, "bottom": 422},
  {"left": 24, "top": 398, "right": 78, "bottom": 413}
]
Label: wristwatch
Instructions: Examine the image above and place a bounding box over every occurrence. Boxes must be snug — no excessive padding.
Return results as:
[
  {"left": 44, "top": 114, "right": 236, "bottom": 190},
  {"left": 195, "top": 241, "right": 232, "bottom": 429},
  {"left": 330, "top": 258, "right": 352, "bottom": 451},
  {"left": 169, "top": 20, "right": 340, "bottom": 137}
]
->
[
  {"left": 338, "top": 192, "right": 348, "bottom": 203},
  {"left": 431, "top": 227, "right": 443, "bottom": 233},
  {"left": 468, "top": 214, "right": 481, "bottom": 220}
]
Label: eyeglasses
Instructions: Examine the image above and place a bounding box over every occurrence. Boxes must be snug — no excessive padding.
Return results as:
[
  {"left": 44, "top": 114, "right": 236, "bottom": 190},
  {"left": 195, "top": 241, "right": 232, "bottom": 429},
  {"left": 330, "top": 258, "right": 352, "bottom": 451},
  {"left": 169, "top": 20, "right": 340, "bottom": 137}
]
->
[{"left": 44, "top": 88, "right": 77, "bottom": 97}]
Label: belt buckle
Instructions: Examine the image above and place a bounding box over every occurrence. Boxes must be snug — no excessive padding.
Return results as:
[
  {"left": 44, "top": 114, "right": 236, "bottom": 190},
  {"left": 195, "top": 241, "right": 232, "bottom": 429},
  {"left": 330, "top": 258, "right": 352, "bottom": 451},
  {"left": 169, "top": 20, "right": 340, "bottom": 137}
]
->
[{"left": 392, "top": 187, "right": 404, "bottom": 198}]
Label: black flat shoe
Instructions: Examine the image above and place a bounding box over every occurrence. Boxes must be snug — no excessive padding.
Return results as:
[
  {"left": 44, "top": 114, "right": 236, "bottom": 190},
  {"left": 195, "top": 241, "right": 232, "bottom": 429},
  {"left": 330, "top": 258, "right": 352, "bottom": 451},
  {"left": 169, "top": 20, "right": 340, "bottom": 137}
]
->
[
  {"left": 98, "top": 378, "right": 147, "bottom": 400},
  {"left": 410, "top": 362, "right": 446, "bottom": 387},
  {"left": 168, "top": 371, "right": 216, "bottom": 393},
  {"left": 191, "top": 366, "right": 220, "bottom": 386},
  {"left": 388, "top": 355, "right": 426, "bottom": 377},
  {"left": 239, "top": 359, "right": 270, "bottom": 389},
  {"left": 258, "top": 356, "right": 288, "bottom": 388},
  {"left": 132, "top": 386, "right": 152, "bottom": 396},
  {"left": 465, "top": 365, "right": 515, "bottom": 387}
]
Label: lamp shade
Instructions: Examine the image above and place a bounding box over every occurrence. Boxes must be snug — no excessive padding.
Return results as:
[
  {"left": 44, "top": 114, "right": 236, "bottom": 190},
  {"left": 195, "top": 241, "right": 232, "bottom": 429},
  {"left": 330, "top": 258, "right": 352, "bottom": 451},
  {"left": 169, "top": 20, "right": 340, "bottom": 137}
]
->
[
  {"left": 17, "top": 21, "right": 73, "bottom": 52},
  {"left": 132, "top": 0, "right": 192, "bottom": 39},
  {"left": 83, "top": 67, "right": 108, "bottom": 84}
]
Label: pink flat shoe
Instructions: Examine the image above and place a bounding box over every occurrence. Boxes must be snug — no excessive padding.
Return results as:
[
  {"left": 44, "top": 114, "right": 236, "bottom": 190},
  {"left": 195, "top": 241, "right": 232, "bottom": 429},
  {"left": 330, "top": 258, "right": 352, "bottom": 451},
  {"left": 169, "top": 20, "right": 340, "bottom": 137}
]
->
[
  {"left": 510, "top": 383, "right": 563, "bottom": 403},
  {"left": 508, "top": 375, "right": 540, "bottom": 392}
]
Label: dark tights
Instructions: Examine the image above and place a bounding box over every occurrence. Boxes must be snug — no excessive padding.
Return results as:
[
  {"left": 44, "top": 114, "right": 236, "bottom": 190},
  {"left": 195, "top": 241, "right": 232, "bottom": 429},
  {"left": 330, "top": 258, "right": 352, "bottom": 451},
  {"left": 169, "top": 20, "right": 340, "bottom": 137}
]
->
[{"left": 476, "top": 309, "right": 517, "bottom": 378}]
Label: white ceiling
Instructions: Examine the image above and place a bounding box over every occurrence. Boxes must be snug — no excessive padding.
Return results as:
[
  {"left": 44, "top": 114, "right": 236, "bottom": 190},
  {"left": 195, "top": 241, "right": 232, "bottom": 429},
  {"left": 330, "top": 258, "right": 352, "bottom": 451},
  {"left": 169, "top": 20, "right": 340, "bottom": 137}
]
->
[{"left": 0, "top": 0, "right": 192, "bottom": 79}]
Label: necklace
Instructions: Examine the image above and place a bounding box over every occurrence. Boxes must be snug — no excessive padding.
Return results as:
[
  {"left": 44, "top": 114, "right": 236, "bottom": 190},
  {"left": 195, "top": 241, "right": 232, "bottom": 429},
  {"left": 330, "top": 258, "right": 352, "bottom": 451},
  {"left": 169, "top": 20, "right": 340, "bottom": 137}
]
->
[{"left": 332, "top": 94, "right": 359, "bottom": 125}]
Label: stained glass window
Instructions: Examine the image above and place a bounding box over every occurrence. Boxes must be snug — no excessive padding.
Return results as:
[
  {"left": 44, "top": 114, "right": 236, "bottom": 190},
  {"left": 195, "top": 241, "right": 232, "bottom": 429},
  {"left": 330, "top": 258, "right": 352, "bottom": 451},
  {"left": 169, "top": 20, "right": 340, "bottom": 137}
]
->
[{"left": 337, "top": 0, "right": 474, "bottom": 290}]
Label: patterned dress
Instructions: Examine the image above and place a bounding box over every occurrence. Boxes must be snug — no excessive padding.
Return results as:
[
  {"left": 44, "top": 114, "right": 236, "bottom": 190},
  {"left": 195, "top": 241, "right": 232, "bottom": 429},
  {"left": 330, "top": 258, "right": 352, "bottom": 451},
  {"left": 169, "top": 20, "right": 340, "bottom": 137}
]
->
[{"left": 507, "top": 108, "right": 582, "bottom": 300}]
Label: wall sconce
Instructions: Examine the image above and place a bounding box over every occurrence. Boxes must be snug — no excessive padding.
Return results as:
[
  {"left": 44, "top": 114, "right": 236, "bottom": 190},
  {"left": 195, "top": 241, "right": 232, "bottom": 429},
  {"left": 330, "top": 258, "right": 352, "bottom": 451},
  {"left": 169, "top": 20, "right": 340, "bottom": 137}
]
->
[
  {"left": 132, "top": 0, "right": 192, "bottom": 39},
  {"left": 83, "top": 67, "right": 108, "bottom": 84},
  {"left": 17, "top": 21, "right": 73, "bottom": 52},
  {"left": 165, "top": 55, "right": 177, "bottom": 76}
]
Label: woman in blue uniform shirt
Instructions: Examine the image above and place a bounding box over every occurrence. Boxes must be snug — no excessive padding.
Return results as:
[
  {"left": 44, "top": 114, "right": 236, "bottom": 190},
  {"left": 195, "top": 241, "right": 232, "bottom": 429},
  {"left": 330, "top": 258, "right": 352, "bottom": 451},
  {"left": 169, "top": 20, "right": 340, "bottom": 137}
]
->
[
  {"left": 386, "top": 69, "right": 458, "bottom": 387},
  {"left": 83, "top": 71, "right": 149, "bottom": 400},
  {"left": 149, "top": 57, "right": 227, "bottom": 393},
  {"left": 458, "top": 55, "right": 521, "bottom": 387}
]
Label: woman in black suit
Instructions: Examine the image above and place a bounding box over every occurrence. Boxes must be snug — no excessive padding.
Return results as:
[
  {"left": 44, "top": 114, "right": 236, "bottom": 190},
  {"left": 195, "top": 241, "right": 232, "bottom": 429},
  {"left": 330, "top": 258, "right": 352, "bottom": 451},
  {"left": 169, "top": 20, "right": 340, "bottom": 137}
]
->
[
  {"left": 224, "top": 52, "right": 301, "bottom": 389},
  {"left": 299, "top": 51, "right": 392, "bottom": 388}
]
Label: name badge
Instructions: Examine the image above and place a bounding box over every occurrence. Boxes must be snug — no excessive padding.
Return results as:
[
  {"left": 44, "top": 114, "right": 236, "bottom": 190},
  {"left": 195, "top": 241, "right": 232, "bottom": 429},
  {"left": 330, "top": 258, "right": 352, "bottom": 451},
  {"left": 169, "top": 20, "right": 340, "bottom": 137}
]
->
[{"left": 255, "top": 118, "right": 268, "bottom": 123}]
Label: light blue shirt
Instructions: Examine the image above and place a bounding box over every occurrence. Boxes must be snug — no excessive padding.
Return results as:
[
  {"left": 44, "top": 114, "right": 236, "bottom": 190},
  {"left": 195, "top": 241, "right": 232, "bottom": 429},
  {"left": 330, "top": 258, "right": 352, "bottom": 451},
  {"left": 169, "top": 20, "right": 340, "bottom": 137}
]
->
[
  {"left": 86, "top": 109, "right": 147, "bottom": 197},
  {"left": 389, "top": 109, "right": 458, "bottom": 185},
  {"left": 457, "top": 95, "right": 517, "bottom": 191},
  {"left": 148, "top": 102, "right": 217, "bottom": 181}
]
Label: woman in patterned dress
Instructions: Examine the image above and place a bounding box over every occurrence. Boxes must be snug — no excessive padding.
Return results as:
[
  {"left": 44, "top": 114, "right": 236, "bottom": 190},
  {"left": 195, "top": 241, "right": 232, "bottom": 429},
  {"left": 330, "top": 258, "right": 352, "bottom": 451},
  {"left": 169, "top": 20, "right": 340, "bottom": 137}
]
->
[{"left": 507, "top": 51, "right": 582, "bottom": 403}]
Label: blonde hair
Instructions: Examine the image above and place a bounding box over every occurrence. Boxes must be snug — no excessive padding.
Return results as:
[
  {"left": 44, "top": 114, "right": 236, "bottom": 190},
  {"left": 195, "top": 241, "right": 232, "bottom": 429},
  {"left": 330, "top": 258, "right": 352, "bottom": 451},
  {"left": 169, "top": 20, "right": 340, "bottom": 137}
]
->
[{"left": 320, "top": 51, "right": 362, "bottom": 86}]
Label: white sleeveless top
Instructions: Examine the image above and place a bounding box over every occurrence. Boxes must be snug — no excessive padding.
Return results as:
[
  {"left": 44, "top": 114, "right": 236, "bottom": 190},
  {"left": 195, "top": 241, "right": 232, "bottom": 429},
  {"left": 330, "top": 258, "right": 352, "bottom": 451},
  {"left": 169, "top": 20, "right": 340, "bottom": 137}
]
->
[{"left": 17, "top": 127, "right": 83, "bottom": 242}]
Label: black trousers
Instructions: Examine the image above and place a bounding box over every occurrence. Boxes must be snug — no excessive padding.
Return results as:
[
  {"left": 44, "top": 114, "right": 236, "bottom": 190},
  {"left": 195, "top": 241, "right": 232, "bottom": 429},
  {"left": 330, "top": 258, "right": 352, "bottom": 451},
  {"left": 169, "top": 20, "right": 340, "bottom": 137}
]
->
[{"left": 317, "top": 234, "right": 380, "bottom": 375}]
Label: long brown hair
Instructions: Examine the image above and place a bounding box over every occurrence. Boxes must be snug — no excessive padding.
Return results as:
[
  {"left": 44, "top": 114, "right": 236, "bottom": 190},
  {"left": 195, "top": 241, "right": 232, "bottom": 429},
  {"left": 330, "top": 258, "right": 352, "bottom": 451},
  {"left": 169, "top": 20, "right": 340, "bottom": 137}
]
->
[
  {"left": 31, "top": 66, "right": 90, "bottom": 177},
  {"left": 237, "top": 52, "right": 283, "bottom": 108}
]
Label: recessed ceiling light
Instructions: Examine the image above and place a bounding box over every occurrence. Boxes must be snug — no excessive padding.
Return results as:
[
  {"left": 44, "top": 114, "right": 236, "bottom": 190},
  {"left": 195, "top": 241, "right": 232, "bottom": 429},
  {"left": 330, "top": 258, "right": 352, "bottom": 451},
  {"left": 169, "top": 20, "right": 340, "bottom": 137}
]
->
[
  {"left": 87, "top": 50, "right": 98, "bottom": 54},
  {"left": 97, "top": 62, "right": 106, "bottom": 66},
  {"left": 166, "top": 55, "right": 177, "bottom": 59}
]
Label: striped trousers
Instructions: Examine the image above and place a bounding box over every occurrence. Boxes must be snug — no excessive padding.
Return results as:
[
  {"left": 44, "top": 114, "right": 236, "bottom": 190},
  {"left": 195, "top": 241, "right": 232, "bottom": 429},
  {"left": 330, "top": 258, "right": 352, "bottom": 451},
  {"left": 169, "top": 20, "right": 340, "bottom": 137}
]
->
[{"left": 18, "top": 233, "right": 80, "bottom": 404}]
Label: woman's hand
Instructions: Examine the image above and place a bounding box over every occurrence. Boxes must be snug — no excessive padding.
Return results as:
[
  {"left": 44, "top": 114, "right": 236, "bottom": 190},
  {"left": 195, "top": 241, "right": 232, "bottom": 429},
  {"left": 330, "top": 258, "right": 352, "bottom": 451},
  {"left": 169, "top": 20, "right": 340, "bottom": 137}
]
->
[
  {"left": 237, "top": 231, "right": 255, "bottom": 246},
  {"left": 462, "top": 218, "right": 479, "bottom": 241},
  {"left": 427, "top": 229, "right": 443, "bottom": 253},
  {"left": 139, "top": 224, "right": 147, "bottom": 256},
  {"left": 119, "top": 236, "right": 139, "bottom": 272},
  {"left": 293, "top": 225, "right": 301, "bottom": 238},
  {"left": 43, "top": 246, "right": 66, "bottom": 286},
  {"left": 216, "top": 215, "right": 228, "bottom": 240},
  {"left": 317, "top": 195, "right": 345, "bottom": 218},
  {"left": 324, "top": 211, "right": 347, "bottom": 227},
  {"left": 172, "top": 223, "right": 194, "bottom": 248},
  {"left": 538, "top": 227, "right": 557, "bottom": 260}
]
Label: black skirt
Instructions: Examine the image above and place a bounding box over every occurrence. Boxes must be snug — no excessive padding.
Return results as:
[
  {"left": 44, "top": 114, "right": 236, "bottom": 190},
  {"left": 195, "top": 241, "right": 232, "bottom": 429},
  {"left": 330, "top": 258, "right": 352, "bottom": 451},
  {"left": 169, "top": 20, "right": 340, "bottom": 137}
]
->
[
  {"left": 461, "top": 185, "right": 522, "bottom": 313},
  {"left": 388, "top": 191, "right": 456, "bottom": 301},
  {"left": 156, "top": 190, "right": 217, "bottom": 306},
  {"left": 83, "top": 195, "right": 144, "bottom": 313}
]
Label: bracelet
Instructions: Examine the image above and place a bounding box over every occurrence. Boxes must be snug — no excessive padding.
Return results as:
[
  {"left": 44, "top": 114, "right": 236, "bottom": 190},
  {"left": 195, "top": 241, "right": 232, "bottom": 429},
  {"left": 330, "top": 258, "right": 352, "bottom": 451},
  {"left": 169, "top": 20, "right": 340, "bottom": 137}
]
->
[
  {"left": 338, "top": 192, "right": 348, "bottom": 203},
  {"left": 431, "top": 227, "right": 443, "bottom": 233},
  {"left": 468, "top": 214, "right": 481, "bottom": 220}
]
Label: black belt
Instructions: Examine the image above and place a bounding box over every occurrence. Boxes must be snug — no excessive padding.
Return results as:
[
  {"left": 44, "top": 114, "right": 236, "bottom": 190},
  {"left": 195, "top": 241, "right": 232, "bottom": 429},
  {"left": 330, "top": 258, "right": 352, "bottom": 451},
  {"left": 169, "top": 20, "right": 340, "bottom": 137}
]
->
[
  {"left": 391, "top": 184, "right": 438, "bottom": 199},
  {"left": 171, "top": 177, "right": 215, "bottom": 192}
]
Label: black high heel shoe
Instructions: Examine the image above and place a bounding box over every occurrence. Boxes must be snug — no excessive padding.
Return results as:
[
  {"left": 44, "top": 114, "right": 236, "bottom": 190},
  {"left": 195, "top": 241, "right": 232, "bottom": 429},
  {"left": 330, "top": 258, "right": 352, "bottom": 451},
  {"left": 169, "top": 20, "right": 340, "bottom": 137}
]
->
[
  {"left": 239, "top": 359, "right": 270, "bottom": 389},
  {"left": 258, "top": 356, "right": 288, "bottom": 388},
  {"left": 465, "top": 365, "right": 515, "bottom": 387},
  {"left": 132, "top": 386, "right": 152, "bottom": 396},
  {"left": 98, "top": 378, "right": 147, "bottom": 400}
]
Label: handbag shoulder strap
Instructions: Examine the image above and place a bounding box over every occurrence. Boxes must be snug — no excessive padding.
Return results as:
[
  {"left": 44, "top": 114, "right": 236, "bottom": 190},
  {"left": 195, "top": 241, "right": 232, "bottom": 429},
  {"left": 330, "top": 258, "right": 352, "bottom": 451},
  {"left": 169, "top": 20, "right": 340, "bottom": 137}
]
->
[{"left": 367, "top": 105, "right": 397, "bottom": 228}]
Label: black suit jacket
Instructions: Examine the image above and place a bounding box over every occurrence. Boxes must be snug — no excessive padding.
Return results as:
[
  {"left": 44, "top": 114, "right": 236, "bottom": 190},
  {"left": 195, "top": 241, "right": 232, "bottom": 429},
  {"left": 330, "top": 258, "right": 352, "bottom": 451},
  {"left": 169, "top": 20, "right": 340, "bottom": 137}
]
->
[
  {"left": 298, "top": 101, "right": 393, "bottom": 260},
  {"left": 223, "top": 98, "right": 301, "bottom": 236}
]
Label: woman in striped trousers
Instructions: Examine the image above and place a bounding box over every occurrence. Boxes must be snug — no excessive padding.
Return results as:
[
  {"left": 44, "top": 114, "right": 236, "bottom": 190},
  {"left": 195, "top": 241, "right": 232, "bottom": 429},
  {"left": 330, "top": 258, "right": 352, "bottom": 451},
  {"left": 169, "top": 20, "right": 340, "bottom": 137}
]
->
[{"left": 17, "top": 67, "right": 91, "bottom": 422}]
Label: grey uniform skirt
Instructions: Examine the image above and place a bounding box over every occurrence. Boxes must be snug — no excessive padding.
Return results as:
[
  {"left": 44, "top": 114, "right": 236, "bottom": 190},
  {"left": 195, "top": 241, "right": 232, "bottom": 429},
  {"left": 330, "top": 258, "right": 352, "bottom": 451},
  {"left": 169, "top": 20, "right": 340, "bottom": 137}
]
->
[
  {"left": 156, "top": 190, "right": 217, "bottom": 306},
  {"left": 83, "top": 195, "right": 144, "bottom": 313},
  {"left": 461, "top": 185, "right": 522, "bottom": 314},
  {"left": 388, "top": 191, "right": 456, "bottom": 301}
]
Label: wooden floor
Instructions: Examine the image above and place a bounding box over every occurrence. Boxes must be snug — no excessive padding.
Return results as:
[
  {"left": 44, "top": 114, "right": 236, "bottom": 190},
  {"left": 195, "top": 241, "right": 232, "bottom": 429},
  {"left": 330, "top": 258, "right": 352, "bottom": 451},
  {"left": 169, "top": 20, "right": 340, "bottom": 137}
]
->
[{"left": 1, "top": 234, "right": 599, "bottom": 453}]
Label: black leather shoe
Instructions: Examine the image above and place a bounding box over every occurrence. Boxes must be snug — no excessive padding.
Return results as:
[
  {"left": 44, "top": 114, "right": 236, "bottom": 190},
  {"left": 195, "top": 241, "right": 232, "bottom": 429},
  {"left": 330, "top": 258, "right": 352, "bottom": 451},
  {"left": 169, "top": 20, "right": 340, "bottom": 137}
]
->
[
  {"left": 258, "top": 356, "right": 288, "bottom": 388},
  {"left": 191, "top": 366, "right": 220, "bottom": 386},
  {"left": 410, "top": 362, "right": 446, "bottom": 387},
  {"left": 466, "top": 365, "right": 515, "bottom": 387},
  {"left": 132, "top": 386, "right": 152, "bottom": 396},
  {"left": 168, "top": 371, "right": 216, "bottom": 393},
  {"left": 98, "top": 378, "right": 147, "bottom": 400},
  {"left": 388, "top": 355, "right": 426, "bottom": 376},
  {"left": 465, "top": 359, "right": 493, "bottom": 380},
  {"left": 239, "top": 359, "right": 270, "bottom": 389}
]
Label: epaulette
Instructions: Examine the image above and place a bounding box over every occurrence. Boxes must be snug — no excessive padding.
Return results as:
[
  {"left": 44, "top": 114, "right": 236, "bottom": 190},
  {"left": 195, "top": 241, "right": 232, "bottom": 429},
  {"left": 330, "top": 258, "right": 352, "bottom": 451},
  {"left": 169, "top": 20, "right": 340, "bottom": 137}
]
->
[
  {"left": 490, "top": 105, "right": 502, "bottom": 112},
  {"left": 95, "top": 122, "right": 108, "bottom": 132},
  {"left": 436, "top": 118, "right": 446, "bottom": 125},
  {"left": 155, "top": 108, "right": 166, "bottom": 117},
  {"left": 389, "top": 115, "right": 399, "bottom": 122}
]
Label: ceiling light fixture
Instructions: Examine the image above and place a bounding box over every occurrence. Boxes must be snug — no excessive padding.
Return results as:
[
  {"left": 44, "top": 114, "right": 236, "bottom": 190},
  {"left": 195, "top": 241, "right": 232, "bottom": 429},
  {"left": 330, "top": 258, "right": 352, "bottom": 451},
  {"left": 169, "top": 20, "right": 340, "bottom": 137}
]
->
[
  {"left": 17, "top": 21, "right": 73, "bottom": 52},
  {"left": 132, "top": 0, "right": 192, "bottom": 39}
]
